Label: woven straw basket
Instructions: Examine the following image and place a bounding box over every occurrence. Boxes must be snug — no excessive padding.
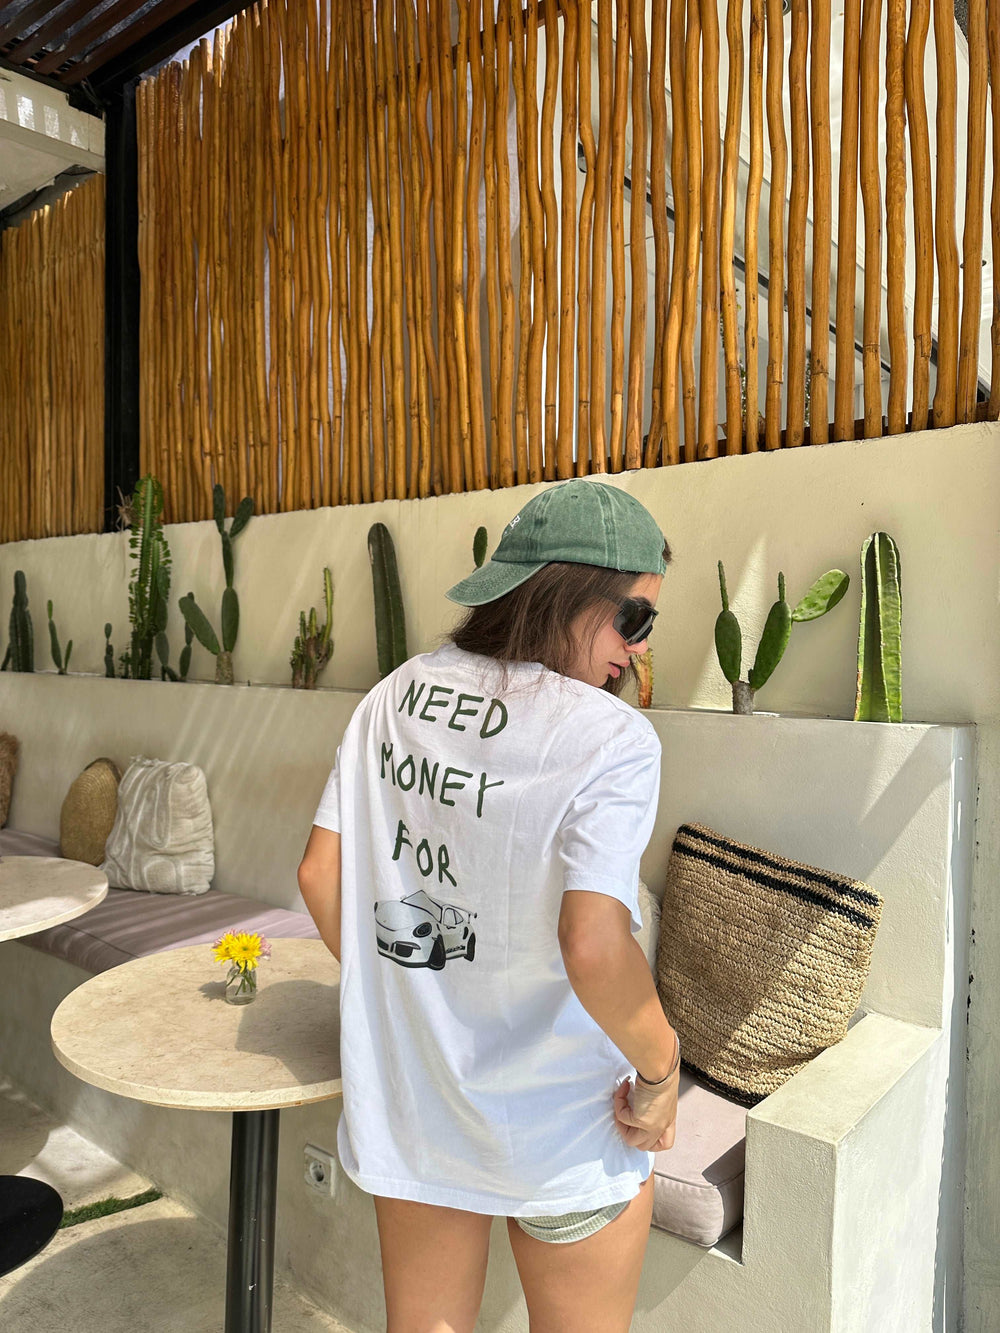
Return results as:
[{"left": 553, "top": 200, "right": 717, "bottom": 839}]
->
[
  {"left": 60, "top": 758, "right": 122, "bottom": 866},
  {"left": 654, "top": 822, "right": 883, "bottom": 1107},
  {"left": 0, "top": 731, "right": 19, "bottom": 827}
]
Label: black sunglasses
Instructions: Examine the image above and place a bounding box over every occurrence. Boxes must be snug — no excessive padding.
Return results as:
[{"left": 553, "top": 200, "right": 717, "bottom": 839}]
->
[{"left": 613, "top": 597, "right": 658, "bottom": 646}]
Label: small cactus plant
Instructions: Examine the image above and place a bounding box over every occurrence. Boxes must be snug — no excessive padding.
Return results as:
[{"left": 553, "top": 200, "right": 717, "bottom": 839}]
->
[
  {"left": 1, "top": 571, "right": 34, "bottom": 672},
  {"left": 854, "top": 532, "right": 902, "bottom": 722},
  {"left": 179, "top": 485, "right": 253, "bottom": 685},
  {"left": 47, "top": 600, "right": 72, "bottom": 674},
  {"left": 291, "top": 568, "right": 334, "bottom": 689},
  {"left": 473, "top": 526, "right": 488, "bottom": 568},
  {"left": 368, "top": 522, "right": 408, "bottom": 680},
  {"left": 715, "top": 561, "right": 850, "bottom": 714}
]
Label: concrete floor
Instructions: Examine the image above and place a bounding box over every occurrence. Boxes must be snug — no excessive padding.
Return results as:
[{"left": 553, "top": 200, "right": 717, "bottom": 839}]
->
[{"left": 0, "top": 1080, "right": 355, "bottom": 1332}]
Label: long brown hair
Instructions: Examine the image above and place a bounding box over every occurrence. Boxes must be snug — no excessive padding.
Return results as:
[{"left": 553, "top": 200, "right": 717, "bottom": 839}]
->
[{"left": 448, "top": 545, "right": 672, "bottom": 697}]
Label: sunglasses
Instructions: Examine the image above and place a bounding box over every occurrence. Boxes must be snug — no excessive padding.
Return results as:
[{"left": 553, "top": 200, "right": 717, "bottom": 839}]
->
[{"left": 613, "top": 597, "right": 658, "bottom": 646}]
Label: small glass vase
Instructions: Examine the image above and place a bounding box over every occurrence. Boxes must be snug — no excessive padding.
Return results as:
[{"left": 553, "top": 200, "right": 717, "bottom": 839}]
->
[{"left": 225, "top": 965, "right": 258, "bottom": 1006}]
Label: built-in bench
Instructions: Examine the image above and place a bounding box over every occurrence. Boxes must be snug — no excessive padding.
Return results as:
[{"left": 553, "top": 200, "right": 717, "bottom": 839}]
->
[{"left": 0, "top": 672, "right": 975, "bottom": 1330}]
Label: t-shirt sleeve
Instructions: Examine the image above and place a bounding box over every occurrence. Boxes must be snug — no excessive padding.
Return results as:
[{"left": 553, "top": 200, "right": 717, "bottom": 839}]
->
[
  {"left": 312, "top": 745, "right": 342, "bottom": 833},
  {"left": 556, "top": 724, "right": 662, "bottom": 936}
]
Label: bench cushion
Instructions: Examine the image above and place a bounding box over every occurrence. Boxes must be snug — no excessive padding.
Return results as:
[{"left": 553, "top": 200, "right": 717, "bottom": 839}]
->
[{"left": 2, "top": 828, "right": 320, "bottom": 974}]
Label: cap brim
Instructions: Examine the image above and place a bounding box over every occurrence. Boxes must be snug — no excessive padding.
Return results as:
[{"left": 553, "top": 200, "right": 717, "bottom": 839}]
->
[{"left": 445, "top": 558, "right": 547, "bottom": 606}]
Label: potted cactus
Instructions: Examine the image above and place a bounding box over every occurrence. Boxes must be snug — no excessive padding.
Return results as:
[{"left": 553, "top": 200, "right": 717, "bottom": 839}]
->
[
  {"left": 179, "top": 485, "right": 253, "bottom": 685},
  {"left": 715, "top": 561, "right": 850, "bottom": 714},
  {"left": 854, "top": 532, "right": 902, "bottom": 722}
]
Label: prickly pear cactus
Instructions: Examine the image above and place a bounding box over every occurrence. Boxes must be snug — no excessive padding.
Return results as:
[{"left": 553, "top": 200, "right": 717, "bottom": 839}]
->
[{"left": 178, "top": 485, "right": 252, "bottom": 684}]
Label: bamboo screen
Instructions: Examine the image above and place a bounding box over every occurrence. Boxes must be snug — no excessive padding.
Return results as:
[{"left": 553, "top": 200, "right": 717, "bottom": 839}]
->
[
  {"left": 134, "top": 0, "right": 1000, "bottom": 524},
  {"left": 0, "top": 175, "right": 105, "bottom": 541}
]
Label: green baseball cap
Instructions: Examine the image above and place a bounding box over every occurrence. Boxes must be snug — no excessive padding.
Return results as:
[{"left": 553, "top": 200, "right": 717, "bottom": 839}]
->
[{"left": 446, "top": 479, "right": 667, "bottom": 606}]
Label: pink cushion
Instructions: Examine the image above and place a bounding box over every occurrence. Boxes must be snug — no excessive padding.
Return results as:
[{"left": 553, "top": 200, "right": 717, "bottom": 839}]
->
[
  {"left": 649, "top": 1067, "right": 747, "bottom": 1246},
  {"left": 2, "top": 828, "right": 320, "bottom": 974}
]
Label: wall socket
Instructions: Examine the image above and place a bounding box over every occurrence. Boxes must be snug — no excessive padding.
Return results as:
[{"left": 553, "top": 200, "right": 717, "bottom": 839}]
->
[{"left": 303, "top": 1144, "right": 336, "bottom": 1197}]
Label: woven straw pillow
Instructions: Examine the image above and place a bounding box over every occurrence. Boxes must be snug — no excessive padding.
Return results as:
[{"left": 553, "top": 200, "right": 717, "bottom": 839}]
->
[
  {"left": 654, "top": 822, "right": 883, "bottom": 1107},
  {"left": 101, "top": 757, "right": 215, "bottom": 895},
  {"left": 0, "top": 731, "right": 19, "bottom": 827},
  {"left": 60, "top": 757, "right": 122, "bottom": 865}
]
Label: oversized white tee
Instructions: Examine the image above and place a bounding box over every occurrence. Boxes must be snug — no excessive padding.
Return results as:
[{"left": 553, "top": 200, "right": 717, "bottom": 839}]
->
[{"left": 312, "top": 642, "right": 660, "bottom": 1216}]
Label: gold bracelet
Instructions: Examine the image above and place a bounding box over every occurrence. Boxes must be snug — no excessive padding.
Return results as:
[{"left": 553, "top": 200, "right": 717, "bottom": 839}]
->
[{"left": 636, "top": 1031, "right": 680, "bottom": 1086}]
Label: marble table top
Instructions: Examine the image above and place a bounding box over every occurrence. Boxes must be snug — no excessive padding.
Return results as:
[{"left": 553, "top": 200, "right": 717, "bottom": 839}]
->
[
  {"left": 51, "top": 938, "right": 342, "bottom": 1112},
  {"left": 0, "top": 856, "right": 108, "bottom": 943}
]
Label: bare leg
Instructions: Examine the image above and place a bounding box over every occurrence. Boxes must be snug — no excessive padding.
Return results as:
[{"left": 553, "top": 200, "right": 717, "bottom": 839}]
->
[
  {"left": 373, "top": 1194, "right": 494, "bottom": 1333},
  {"left": 505, "top": 1173, "right": 655, "bottom": 1333}
]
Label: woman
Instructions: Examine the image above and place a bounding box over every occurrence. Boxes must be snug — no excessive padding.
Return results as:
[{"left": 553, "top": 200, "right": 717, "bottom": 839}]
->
[{"left": 299, "top": 478, "right": 680, "bottom": 1333}]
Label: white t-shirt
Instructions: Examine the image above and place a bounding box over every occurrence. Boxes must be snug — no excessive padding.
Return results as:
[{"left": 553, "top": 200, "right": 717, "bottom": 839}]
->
[{"left": 312, "top": 641, "right": 660, "bottom": 1216}]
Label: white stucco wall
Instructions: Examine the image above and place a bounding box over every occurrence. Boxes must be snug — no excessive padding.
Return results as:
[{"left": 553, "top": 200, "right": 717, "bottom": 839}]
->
[{"left": 0, "top": 418, "right": 997, "bottom": 1324}]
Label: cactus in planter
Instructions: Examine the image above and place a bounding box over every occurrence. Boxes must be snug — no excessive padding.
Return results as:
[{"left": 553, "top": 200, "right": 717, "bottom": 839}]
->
[
  {"left": 121, "top": 475, "right": 171, "bottom": 681},
  {"left": 473, "top": 526, "right": 488, "bottom": 568},
  {"left": 634, "top": 649, "right": 654, "bottom": 708},
  {"left": 1, "top": 571, "right": 34, "bottom": 672},
  {"left": 47, "top": 601, "right": 72, "bottom": 674},
  {"left": 179, "top": 485, "right": 253, "bottom": 685},
  {"left": 104, "top": 624, "right": 116, "bottom": 678},
  {"left": 854, "top": 532, "right": 902, "bottom": 722},
  {"left": 715, "top": 561, "right": 850, "bottom": 714},
  {"left": 368, "top": 522, "right": 408, "bottom": 679},
  {"left": 291, "top": 568, "right": 334, "bottom": 689}
]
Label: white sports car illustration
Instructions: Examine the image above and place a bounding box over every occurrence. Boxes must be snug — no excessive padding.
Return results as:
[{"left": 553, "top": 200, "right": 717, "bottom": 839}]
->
[{"left": 374, "top": 889, "right": 478, "bottom": 970}]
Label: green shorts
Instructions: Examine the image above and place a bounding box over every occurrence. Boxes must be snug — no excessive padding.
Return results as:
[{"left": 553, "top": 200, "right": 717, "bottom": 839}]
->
[{"left": 514, "top": 1197, "right": 630, "bottom": 1244}]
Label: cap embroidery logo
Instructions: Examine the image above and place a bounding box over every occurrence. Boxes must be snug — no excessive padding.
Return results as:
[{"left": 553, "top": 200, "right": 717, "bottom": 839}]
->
[{"left": 506, "top": 515, "right": 521, "bottom": 533}]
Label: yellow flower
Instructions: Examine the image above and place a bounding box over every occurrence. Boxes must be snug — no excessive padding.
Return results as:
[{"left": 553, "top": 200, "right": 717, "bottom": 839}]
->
[{"left": 213, "top": 930, "right": 267, "bottom": 971}]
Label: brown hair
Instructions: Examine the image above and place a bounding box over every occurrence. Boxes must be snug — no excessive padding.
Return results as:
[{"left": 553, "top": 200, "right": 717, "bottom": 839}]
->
[{"left": 448, "top": 542, "right": 672, "bottom": 698}]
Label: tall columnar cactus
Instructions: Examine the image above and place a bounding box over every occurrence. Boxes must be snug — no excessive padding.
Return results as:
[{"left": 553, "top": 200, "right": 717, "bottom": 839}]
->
[
  {"left": 47, "top": 601, "right": 72, "bottom": 675},
  {"left": 291, "top": 568, "right": 334, "bottom": 689},
  {"left": 715, "top": 561, "right": 850, "bottom": 714},
  {"left": 122, "top": 475, "right": 171, "bottom": 680},
  {"left": 854, "top": 532, "right": 902, "bottom": 723},
  {"left": 179, "top": 485, "right": 253, "bottom": 685},
  {"left": 1, "top": 571, "right": 34, "bottom": 672},
  {"left": 368, "top": 522, "right": 408, "bottom": 680},
  {"left": 104, "top": 623, "right": 116, "bottom": 678}
]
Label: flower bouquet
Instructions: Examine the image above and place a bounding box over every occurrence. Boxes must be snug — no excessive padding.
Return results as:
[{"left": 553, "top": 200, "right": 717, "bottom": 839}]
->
[{"left": 213, "top": 930, "right": 271, "bottom": 1005}]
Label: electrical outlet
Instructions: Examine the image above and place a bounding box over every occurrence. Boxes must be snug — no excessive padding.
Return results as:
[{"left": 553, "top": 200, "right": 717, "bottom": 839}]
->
[{"left": 304, "top": 1144, "right": 336, "bottom": 1196}]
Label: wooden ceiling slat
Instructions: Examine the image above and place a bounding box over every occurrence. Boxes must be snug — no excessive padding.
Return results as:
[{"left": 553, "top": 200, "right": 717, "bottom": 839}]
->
[
  {"left": 60, "top": 0, "right": 199, "bottom": 86},
  {"left": 6, "top": 0, "right": 108, "bottom": 69},
  {"left": 0, "top": 0, "right": 68, "bottom": 50},
  {"left": 33, "top": 0, "right": 150, "bottom": 76}
]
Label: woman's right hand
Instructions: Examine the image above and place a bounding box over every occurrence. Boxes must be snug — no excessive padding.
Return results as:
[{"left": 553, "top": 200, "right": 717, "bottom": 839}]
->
[{"left": 613, "top": 1072, "right": 679, "bottom": 1152}]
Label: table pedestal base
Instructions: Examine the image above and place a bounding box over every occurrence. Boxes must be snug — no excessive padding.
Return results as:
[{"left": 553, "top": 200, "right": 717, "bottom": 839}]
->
[
  {"left": 225, "top": 1109, "right": 279, "bottom": 1333},
  {"left": 0, "top": 1175, "right": 63, "bottom": 1278}
]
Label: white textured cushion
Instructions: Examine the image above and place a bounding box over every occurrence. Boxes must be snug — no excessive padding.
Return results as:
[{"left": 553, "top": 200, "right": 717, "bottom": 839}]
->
[
  {"left": 101, "top": 757, "right": 215, "bottom": 895},
  {"left": 637, "top": 879, "right": 661, "bottom": 971}
]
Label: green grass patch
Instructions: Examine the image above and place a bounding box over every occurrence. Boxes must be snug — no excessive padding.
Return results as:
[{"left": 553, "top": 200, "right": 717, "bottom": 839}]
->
[{"left": 60, "top": 1187, "right": 163, "bottom": 1229}]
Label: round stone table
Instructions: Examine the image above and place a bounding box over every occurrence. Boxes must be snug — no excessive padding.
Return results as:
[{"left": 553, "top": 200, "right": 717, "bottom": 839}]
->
[
  {"left": 0, "top": 855, "right": 108, "bottom": 1276},
  {"left": 51, "top": 938, "right": 341, "bottom": 1333},
  {"left": 0, "top": 856, "right": 108, "bottom": 943}
]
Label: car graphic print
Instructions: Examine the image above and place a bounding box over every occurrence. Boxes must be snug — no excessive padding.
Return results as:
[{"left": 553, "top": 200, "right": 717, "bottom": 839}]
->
[{"left": 374, "top": 889, "right": 477, "bottom": 970}]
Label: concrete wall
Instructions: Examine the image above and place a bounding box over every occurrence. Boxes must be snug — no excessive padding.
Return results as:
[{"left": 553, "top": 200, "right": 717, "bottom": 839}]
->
[{"left": 0, "top": 419, "right": 997, "bottom": 1325}]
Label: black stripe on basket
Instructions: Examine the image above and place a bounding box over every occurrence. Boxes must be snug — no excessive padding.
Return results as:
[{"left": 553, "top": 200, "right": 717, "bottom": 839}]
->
[
  {"left": 676, "top": 824, "right": 882, "bottom": 910},
  {"left": 681, "top": 1060, "right": 767, "bottom": 1109},
  {"left": 671, "top": 840, "right": 879, "bottom": 930}
]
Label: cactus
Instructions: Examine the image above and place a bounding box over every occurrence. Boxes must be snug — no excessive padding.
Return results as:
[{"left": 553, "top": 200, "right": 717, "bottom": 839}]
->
[
  {"left": 104, "top": 623, "right": 116, "bottom": 678},
  {"left": 178, "top": 484, "right": 253, "bottom": 684},
  {"left": 47, "top": 600, "right": 72, "bottom": 675},
  {"left": 121, "top": 475, "right": 171, "bottom": 680},
  {"left": 473, "top": 526, "right": 488, "bottom": 568},
  {"left": 2, "top": 571, "right": 34, "bottom": 672},
  {"left": 715, "top": 560, "right": 849, "bottom": 714},
  {"left": 368, "top": 522, "right": 408, "bottom": 679},
  {"left": 854, "top": 532, "right": 902, "bottom": 722},
  {"left": 634, "top": 648, "right": 654, "bottom": 709},
  {"left": 291, "top": 568, "right": 334, "bottom": 689}
]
